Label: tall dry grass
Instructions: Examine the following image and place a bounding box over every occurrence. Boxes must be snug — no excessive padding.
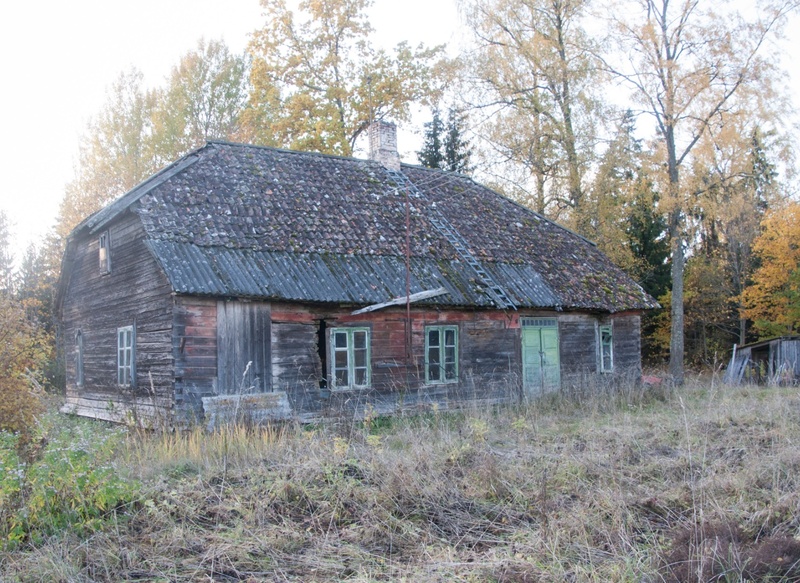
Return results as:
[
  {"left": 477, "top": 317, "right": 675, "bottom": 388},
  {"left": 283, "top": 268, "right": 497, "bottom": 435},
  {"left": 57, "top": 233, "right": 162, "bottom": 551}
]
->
[{"left": 3, "top": 375, "right": 800, "bottom": 581}]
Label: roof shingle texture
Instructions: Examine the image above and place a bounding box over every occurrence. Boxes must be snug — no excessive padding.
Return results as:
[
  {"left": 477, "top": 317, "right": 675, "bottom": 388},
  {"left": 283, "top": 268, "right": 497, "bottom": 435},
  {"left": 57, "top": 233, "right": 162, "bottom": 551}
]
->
[{"left": 130, "top": 141, "right": 657, "bottom": 312}]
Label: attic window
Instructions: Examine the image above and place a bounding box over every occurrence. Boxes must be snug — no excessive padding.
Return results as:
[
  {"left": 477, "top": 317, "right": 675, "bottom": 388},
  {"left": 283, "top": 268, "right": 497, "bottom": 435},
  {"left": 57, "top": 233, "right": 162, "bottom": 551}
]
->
[{"left": 99, "top": 231, "right": 111, "bottom": 273}]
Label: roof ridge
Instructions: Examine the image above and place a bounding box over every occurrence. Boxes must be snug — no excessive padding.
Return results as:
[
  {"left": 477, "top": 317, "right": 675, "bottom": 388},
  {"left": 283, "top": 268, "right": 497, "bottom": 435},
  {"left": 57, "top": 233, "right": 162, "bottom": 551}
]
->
[{"left": 207, "top": 139, "right": 384, "bottom": 166}]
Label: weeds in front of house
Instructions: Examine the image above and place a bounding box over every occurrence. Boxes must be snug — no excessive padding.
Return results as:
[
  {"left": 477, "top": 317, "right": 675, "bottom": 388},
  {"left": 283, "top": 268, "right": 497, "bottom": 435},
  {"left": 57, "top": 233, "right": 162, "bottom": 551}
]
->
[
  {"left": 0, "top": 409, "right": 138, "bottom": 551},
  {"left": 4, "top": 377, "right": 800, "bottom": 581}
]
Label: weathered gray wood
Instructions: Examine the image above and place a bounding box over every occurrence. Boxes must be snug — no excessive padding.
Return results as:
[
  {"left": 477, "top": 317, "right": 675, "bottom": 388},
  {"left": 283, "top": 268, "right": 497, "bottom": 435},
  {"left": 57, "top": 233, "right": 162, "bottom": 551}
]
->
[
  {"left": 62, "top": 212, "right": 175, "bottom": 420},
  {"left": 202, "top": 392, "right": 292, "bottom": 429},
  {"left": 217, "top": 301, "right": 271, "bottom": 394}
]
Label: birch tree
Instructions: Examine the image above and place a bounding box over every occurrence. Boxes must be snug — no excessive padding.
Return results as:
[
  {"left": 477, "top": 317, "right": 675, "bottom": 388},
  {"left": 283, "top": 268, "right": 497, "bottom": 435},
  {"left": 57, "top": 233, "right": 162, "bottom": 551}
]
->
[
  {"left": 244, "top": 0, "right": 447, "bottom": 156},
  {"left": 464, "top": 0, "right": 600, "bottom": 222},
  {"left": 151, "top": 38, "right": 249, "bottom": 166},
  {"left": 608, "top": 0, "right": 797, "bottom": 383},
  {"left": 56, "top": 69, "right": 158, "bottom": 240}
]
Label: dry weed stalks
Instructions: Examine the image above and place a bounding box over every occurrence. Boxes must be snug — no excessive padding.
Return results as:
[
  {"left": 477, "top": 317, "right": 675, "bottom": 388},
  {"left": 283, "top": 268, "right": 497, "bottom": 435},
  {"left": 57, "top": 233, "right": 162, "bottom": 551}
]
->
[{"left": 4, "top": 377, "right": 800, "bottom": 581}]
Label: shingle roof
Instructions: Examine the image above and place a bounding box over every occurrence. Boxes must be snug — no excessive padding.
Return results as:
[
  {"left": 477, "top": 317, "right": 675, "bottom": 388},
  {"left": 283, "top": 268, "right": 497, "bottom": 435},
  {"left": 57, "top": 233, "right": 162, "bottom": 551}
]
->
[{"left": 95, "top": 141, "right": 659, "bottom": 312}]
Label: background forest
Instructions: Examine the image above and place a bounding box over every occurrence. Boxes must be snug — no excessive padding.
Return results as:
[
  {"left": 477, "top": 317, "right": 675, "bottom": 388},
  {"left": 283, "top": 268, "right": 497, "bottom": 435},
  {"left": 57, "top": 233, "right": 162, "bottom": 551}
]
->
[{"left": 1, "top": 0, "right": 800, "bottom": 419}]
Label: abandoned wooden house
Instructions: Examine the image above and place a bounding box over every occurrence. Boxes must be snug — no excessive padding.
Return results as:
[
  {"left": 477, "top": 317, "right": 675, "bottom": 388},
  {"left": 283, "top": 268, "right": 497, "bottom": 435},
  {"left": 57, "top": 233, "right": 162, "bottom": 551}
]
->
[
  {"left": 56, "top": 121, "right": 659, "bottom": 426},
  {"left": 725, "top": 336, "right": 800, "bottom": 385}
]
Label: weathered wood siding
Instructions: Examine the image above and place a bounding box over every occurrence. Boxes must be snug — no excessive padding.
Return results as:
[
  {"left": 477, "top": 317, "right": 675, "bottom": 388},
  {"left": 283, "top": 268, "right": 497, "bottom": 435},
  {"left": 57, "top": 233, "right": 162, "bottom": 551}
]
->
[
  {"left": 611, "top": 312, "right": 642, "bottom": 379},
  {"left": 727, "top": 338, "right": 800, "bottom": 385},
  {"left": 559, "top": 313, "right": 601, "bottom": 381},
  {"left": 171, "top": 301, "right": 644, "bottom": 423},
  {"left": 553, "top": 311, "right": 641, "bottom": 390},
  {"left": 173, "top": 297, "right": 217, "bottom": 423},
  {"left": 270, "top": 304, "right": 320, "bottom": 415},
  {"left": 264, "top": 304, "right": 521, "bottom": 421},
  {"left": 217, "top": 300, "right": 271, "bottom": 394},
  {"left": 61, "top": 212, "right": 174, "bottom": 424},
  {"left": 777, "top": 340, "right": 800, "bottom": 379}
]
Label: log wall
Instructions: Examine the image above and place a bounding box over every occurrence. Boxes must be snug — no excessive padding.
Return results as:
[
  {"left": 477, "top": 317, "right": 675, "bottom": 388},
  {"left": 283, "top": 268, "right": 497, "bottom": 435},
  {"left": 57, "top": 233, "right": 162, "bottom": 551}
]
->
[{"left": 61, "top": 212, "right": 175, "bottom": 425}]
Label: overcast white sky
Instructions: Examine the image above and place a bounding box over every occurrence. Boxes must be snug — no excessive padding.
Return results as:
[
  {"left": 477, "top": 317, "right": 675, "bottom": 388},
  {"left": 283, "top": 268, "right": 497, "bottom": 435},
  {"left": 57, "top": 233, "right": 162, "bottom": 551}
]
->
[{"left": 0, "top": 1, "right": 796, "bottom": 261}]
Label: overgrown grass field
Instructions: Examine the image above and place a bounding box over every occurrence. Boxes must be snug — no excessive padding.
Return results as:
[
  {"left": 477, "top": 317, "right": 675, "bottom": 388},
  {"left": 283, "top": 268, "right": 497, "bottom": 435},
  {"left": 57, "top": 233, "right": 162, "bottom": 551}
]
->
[{"left": 2, "top": 377, "right": 800, "bottom": 582}]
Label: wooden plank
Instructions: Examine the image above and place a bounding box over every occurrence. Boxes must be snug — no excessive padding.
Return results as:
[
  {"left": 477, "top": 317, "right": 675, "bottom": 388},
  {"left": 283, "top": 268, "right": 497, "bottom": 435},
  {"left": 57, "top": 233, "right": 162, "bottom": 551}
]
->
[
  {"left": 351, "top": 287, "right": 449, "bottom": 315},
  {"left": 202, "top": 392, "right": 292, "bottom": 429}
]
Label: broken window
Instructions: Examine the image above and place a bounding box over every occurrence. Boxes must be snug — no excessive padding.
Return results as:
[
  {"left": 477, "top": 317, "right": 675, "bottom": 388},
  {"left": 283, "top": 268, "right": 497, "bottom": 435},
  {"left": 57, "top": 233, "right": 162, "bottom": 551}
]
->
[
  {"left": 317, "top": 320, "right": 328, "bottom": 388},
  {"left": 425, "top": 325, "right": 458, "bottom": 383},
  {"left": 330, "top": 327, "right": 370, "bottom": 389},
  {"left": 117, "top": 325, "right": 135, "bottom": 386},
  {"left": 599, "top": 324, "right": 613, "bottom": 373},
  {"left": 99, "top": 231, "right": 111, "bottom": 273}
]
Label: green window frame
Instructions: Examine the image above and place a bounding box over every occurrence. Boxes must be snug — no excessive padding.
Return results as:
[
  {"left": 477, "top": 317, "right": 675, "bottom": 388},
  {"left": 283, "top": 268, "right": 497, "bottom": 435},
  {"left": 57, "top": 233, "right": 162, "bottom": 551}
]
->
[
  {"left": 330, "top": 327, "right": 370, "bottom": 389},
  {"left": 425, "top": 325, "right": 458, "bottom": 384},
  {"left": 599, "top": 324, "right": 613, "bottom": 373},
  {"left": 117, "top": 325, "right": 135, "bottom": 386}
]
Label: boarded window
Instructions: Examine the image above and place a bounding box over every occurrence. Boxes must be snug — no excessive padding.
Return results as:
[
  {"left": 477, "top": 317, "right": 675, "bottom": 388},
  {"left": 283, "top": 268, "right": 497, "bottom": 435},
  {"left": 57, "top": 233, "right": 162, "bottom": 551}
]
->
[
  {"left": 425, "top": 325, "right": 458, "bottom": 383},
  {"left": 117, "top": 325, "right": 134, "bottom": 386},
  {"left": 99, "top": 231, "right": 111, "bottom": 273},
  {"left": 217, "top": 301, "right": 271, "bottom": 394},
  {"left": 599, "top": 324, "right": 613, "bottom": 373},
  {"left": 330, "top": 327, "right": 370, "bottom": 389},
  {"left": 76, "top": 330, "right": 84, "bottom": 387}
]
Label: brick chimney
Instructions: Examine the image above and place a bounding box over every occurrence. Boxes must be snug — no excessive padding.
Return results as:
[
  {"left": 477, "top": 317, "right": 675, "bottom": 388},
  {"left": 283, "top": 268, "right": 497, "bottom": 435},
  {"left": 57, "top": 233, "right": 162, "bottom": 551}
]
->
[{"left": 368, "top": 120, "right": 401, "bottom": 171}]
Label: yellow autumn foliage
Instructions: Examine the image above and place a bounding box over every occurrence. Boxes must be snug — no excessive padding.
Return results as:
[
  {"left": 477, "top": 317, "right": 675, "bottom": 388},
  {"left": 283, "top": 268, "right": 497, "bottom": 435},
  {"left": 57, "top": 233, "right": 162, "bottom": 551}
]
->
[
  {"left": 0, "top": 295, "right": 48, "bottom": 436},
  {"left": 740, "top": 202, "right": 800, "bottom": 338}
]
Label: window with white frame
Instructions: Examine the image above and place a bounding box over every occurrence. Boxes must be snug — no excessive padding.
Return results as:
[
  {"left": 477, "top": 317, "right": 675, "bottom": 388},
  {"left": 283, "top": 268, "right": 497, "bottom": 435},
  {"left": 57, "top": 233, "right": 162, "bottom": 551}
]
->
[
  {"left": 330, "top": 328, "right": 370, "bottom": 389},
  {"left": 425, "top": 325, "right": 458, "bottom": 383},
  {"left": 99, "top": 231, "right": 111, "bottom": 273},
  {"left": 599, "top": 324, "right": 613, "bottom": 373},
  {"left": 76, "top": 330, "right": 84, "bottom": 387},
  {"left": 117, "top": 325, "right": 135, "bottom": 386}
]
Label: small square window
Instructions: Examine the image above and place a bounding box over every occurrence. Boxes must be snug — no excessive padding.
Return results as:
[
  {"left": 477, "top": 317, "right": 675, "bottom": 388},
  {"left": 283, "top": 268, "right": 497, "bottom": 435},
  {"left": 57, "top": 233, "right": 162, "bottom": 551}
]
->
[{"left": 99, "top": 231, "right": 111, "bottom": 273}]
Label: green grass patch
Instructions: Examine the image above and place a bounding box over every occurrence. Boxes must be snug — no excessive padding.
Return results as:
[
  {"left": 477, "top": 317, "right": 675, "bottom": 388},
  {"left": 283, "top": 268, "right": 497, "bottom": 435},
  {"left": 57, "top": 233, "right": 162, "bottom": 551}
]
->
[{"left": 0, "top": 411, "right": 138, "bottom": 548}]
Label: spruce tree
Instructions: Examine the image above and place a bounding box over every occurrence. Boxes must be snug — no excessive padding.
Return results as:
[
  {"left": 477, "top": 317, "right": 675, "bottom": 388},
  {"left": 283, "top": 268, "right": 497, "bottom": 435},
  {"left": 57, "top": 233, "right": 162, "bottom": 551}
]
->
[
  {"left": 417, "top": 108, "right": 445, "bottom": 169},
  {"left": 418, "top": 106, "right": 473, "bottom": 174},
  {"left": 443, "top": 107, "right": 473, "bottom": 174}
]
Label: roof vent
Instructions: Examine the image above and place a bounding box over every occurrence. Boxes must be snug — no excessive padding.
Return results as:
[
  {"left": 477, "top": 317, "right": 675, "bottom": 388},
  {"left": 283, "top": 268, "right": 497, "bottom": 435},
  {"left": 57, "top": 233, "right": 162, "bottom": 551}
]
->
[{"left": 368, "top": 120, "right": 401, "bottom": 171}]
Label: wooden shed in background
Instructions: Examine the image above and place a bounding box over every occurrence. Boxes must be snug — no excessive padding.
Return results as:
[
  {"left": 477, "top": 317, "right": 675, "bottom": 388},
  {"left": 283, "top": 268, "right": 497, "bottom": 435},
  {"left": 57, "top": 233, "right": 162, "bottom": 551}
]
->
[{"left": 725, "top": 336, "right": 800, "bottom": 385}]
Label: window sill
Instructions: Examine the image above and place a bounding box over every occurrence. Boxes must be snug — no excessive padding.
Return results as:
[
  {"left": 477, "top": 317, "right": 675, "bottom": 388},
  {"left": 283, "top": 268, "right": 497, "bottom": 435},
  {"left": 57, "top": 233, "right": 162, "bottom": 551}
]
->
[{"left": 329, "top": 386, "right": 372, "bottom": 393}]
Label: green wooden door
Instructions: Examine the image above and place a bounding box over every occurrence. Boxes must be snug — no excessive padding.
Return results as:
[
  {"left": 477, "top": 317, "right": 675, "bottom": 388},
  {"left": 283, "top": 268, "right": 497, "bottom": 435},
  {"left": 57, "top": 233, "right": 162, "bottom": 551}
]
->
[{"left": 522, "top": 319, "right": 560, "bottom": 395}]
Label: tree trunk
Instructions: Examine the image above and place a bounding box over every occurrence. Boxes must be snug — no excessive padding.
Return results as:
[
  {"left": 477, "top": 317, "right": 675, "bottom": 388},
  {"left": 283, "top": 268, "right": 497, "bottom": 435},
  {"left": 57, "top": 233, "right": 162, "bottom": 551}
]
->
[
  {"left": 666, "top": 116, "right": 684, "bottom": 384},
  {"left": 668, "top": 207, "right": 685, "bottom": 384}
]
